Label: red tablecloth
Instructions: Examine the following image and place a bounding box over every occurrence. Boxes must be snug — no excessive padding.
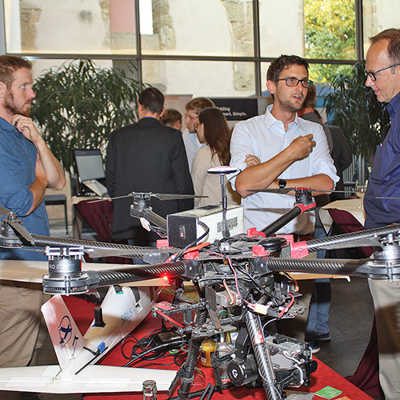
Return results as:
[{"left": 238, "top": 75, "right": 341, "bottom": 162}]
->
[
  {"left": 63, "top": 295, "right": 373, "bottom": 400},
  {"left": 75, "top": 199, "right": 113, "bottom": 242},
  {"left": 74, "top": 199, "right": 132, "bottom": 264}
]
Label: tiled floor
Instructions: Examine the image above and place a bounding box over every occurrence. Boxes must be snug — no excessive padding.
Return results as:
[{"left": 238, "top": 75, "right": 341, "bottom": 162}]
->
[{"left": 316, "top": 277, "right": 374, "bottom": 377}]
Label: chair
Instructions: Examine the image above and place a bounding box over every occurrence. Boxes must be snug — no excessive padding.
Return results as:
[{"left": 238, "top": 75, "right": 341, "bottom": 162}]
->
[{"left": 45, "top": 194, "right": 68, "bottom": 234}]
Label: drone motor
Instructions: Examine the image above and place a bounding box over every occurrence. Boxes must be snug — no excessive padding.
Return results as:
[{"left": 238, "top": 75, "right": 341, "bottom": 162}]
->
[
  {"left": 0, "top": 219, "right": 22, "bottom": 248},
  {"left": 42, "top": 246, "right": 91, "bottom": 295}
]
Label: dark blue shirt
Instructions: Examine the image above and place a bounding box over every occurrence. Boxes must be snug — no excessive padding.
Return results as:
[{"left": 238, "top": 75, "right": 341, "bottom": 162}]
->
[
  {"left": 364, "top": 91, "right": 400, "bottom": 229},
  {"left": 0, "top": 117, "right": 49, "bottom": 260}
]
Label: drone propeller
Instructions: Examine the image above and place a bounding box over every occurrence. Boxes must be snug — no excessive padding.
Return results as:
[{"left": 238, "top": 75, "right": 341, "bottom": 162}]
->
[
  {"left": 0, "top": 206, "right": 173, "bottom": 259},
  {"left": 7, "top": 219, "right": 35, "bottom": 245},
  {"left": 248, "top": 187, "right": 350, "bottom": 195},
  {"left": 108, "top": 192, "right": 207, "bottom": 201},
  {"left": 0, "top": 206, "right": 35, "bottom": 245},
  {"left": 0, "top": 205, "right": 10, "bottom": 217}
]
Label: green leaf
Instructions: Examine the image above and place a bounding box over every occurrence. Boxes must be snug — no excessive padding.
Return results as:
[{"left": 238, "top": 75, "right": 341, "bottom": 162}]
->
[
  {"left": 324, "top": 62, "right": 390, "bottom": 159},
  {"left": 31, "top": 59, "right": 142, "bottom": 173}
]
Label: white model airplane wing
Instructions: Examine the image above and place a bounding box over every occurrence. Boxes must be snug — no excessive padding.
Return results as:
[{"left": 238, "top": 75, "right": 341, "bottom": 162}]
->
[
  {"left": 0, "top": 364, "right": 176, "bottom": 393},
  {"left": 0, "top": 285, "right": 177, "bottom": 393},
  {"left": 42, "top": 286, "right": 153, "bottom": 375}
]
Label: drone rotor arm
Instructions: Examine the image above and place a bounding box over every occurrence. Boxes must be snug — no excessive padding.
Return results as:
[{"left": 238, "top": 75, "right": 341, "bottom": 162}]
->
[
  {"left": 30, "top": 233, "right": 170, "bottom": 258},
  {"left": 141, "top": 209, "right": 167, "bottom": 234},
  {"left": 97, "top": 260, "right": 185, "bottom": 282},
  {"left": 263, "top": 207, "right": 302, "bottom": 235},
  {"left": 305, "top": 224, "right": 400, "bottom": 252},
  {"left": 264, "top": 256, "right": 400, "bottom": 280},
  {"left": 265, "top": 257, "right": 367, "bottom": 277},
  {"left": 43, "top": 260, "right": 185, "bottom": 294}
]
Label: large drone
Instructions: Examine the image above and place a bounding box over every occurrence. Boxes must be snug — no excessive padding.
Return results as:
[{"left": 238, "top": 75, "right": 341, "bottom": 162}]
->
[{"left": 0, "top": 184, "right": 399, "bottom": 400}]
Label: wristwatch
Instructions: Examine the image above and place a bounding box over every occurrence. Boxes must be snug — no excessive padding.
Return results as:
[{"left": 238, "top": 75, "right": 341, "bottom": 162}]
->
[{"left": 278, "top": 179, "right": 287, "bottom": 189}]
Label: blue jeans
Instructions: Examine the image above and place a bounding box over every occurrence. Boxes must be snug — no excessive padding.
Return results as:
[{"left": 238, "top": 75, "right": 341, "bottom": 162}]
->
[{"left": 305, "top": 221, "right": 331, "bottom": 337}]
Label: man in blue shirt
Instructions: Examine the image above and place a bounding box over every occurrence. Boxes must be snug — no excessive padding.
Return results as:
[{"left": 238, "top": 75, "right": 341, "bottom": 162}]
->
[
  {"left": 0, "top": 55, "right": 65, "bottom": 388},
  {"left": 364, "top": 29, "right": 400, "bottom": 400}
]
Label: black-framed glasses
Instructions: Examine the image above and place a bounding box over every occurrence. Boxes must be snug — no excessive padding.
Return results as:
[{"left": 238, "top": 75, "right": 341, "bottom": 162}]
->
[
  {"left": 277, "top": 77, "right": 313, "bottom": 88},
  {"left": 366, "top": 63, "right": 400, "bottom": 82}
]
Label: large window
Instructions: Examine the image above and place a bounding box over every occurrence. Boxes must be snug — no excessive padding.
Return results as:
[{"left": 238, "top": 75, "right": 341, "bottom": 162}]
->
[
  {"left": 4, "top": 0, "right": 137, "bottom": 55},
  {"left": 304, "top": 0, "right": 356, "bottom": 62},
  {"left": 140, "top": 0, "right": 254, "bottom": 57},
  {"left": 259, "top": 0, "right": 305, "bottom": 58},
  {"left": 363, "top": 0, "right": 400, "bottom": 55},
  {"left": 143, "top": 59, "right": 255, "bottom": 96},
  {"left": 1, "top": 1, "right": 396, "bottom": 97}
]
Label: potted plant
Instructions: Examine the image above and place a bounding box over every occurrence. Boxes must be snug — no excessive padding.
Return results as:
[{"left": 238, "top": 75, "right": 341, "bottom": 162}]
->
[
  {"left": 324, "top": 61, "right": 390, "bottom": 163},
  {"left": 32, "top": 59, "right": 142, "bottom": 174}
]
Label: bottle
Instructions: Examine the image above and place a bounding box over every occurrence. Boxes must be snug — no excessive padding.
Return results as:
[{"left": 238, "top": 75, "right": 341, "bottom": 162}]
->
[
  {"left": 142, "top": 379, "right": 157, "bottom": 400},
  {"left": 200, "top": 339, "right": 216, "bottom": 367}
]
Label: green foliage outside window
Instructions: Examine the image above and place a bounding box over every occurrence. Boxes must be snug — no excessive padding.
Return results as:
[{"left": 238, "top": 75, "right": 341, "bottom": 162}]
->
[{"left": 304, "top": 0, "right": 355, "bottom": 83}]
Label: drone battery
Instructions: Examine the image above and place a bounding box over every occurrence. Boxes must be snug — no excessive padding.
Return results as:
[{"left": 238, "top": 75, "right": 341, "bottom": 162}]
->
[{"left": 167, "top": 205, "right": 244, "bottom": 248}]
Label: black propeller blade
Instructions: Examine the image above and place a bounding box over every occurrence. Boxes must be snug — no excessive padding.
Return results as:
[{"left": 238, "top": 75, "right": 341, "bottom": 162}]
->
[
  {"left": 7, "top": 219, "right": 35, "bottom": 245},
  {"left": 109, "top": 192, "right": 207, "bottom": 201},
  {"left": 248, "top": 187, "right": 344, "bottom": 195},
  {"left": 0, "top": 205, "right": 10, "bottom": 217},
  {"left": 0, "top": 205, "right": 35, "bottom": 245}
]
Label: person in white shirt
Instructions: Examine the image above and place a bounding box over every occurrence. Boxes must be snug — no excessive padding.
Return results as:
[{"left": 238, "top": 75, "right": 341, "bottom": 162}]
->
[
  {"left": 230, "top": 55, "right": 338, "bottom": 234},
  {"left": 182, "top": 97, "right": 215, "bottom": 172}
]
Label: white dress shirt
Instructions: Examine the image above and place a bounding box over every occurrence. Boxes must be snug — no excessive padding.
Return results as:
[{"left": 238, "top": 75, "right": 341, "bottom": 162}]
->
[
  {"left": 230, "top": 105, "right": 338, "bottom": 233},
  {"left": 182, "top": 128, "right": 203, "bottom": 172}
]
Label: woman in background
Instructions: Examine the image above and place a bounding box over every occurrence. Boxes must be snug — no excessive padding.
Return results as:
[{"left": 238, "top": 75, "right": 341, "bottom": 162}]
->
[{"left": 192, "top": 108, "right": 258, "bottom": 208}]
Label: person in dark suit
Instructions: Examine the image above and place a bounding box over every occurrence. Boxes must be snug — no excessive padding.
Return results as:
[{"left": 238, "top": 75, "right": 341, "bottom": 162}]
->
[
  {"left": 328, "top": 125, "right": 352, "bottom": 201},
  {"left": 105, "top": 87, "right": 194, "bottom": 245}
]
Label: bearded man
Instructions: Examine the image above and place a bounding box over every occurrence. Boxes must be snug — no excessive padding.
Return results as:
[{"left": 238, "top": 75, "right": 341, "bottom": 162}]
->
[{"left": 0, "top": 55, "right": 65, "bottom": 399}]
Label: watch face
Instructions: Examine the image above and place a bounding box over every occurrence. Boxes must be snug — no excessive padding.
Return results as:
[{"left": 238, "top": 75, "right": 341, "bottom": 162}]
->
[{"left": 279, "top": 179, "right": 287, "bottom": 189}]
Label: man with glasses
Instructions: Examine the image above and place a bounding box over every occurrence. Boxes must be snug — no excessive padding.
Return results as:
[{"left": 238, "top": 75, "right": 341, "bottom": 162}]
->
[
  {"left": 363, "top": 28, "right": 400, "bottom": 400},
  {"left": 231, "top": 54, "right": 337, "bottom": 235}
]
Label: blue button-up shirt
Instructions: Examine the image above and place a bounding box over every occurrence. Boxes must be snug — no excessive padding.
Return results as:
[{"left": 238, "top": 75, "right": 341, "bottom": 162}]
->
[
  {"left": 364, "top": 91, "right": 400, "bottom": 229},
  {"left": 0, "top": 117, "right": 49, "bottom": 260}
]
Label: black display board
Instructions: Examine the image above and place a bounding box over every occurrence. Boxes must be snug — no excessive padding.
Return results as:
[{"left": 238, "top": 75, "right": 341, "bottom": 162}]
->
[{"left": 210, "top": 97, "right": 259, "bottom": 121}]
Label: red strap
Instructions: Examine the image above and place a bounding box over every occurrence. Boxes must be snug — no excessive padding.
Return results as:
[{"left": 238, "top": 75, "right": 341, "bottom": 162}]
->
[
  {"left": 252, "top": 245, "right": 268, "bottom": 256},
  {"left": 291, "top": 241, "right": 309, "bottom": 258},
  {"left": 247, "top": 227, "right": 266, "bottom": 238},
  {"left": 294, "top": 202, "right": 316, "bottom": 214},
  {"left": 156, "top": 239, "right": 170, "bottom": 249}
]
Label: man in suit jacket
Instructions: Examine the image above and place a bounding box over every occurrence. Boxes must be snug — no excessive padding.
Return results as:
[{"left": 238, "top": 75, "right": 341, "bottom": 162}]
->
[{"left": 106, "top": 87, "right": 194, "bottom": 245}]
